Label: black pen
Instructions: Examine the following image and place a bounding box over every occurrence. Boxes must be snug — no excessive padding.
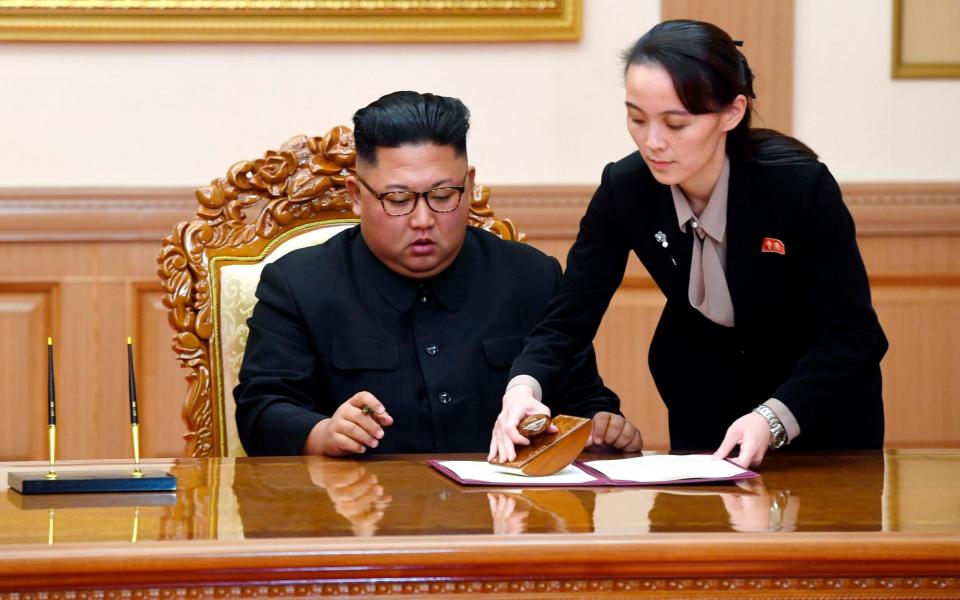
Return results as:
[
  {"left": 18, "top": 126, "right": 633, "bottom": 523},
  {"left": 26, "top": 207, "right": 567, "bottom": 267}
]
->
[
  {"left": 127, "top": 337, "right": 143, "bottom": 477},
  {"left": 46, "top": 337, "right": 57, "bottom": 480}
]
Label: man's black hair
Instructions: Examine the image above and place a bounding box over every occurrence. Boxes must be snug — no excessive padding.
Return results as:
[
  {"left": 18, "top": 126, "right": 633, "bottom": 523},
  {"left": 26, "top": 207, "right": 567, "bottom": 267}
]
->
[{"left": 352, "top": 91, "right": 470, "bottom": 165}]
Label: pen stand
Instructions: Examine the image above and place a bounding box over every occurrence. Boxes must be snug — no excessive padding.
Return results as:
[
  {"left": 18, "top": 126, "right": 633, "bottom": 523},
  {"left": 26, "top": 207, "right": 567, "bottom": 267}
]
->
[
  {"left": 8, "top": 470, "right": 176, "bottom": 495},
  {"left": 13, "top": 338, "right": 177, "bottom": 496},
  {"left": 495, "top": 414, "right": 591, "bottom": 476}
]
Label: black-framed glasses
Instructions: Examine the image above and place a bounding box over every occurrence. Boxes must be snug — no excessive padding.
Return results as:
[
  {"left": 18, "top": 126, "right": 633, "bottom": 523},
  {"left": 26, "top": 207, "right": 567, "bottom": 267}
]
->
[{"left": 356, "top": 173, "right": 468, "bottom": 217}]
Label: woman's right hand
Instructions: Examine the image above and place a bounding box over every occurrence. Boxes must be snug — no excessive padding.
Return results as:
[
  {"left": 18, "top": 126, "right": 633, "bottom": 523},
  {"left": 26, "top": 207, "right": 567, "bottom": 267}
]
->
[{"left": 488, "top": 385, "right": 555, "bottom": 463}]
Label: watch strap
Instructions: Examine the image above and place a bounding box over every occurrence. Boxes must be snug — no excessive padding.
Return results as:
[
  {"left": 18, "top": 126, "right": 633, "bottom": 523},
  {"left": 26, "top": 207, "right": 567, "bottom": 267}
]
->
[{"left": 753, "top": 404, "right": 788, "bottom": 449}]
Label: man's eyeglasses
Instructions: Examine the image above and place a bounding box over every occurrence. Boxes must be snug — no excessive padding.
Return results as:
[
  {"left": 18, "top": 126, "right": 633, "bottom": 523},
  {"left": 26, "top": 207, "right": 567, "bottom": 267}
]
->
[{"left": 355, "top": 173, "right": 468, "bottom": 217}]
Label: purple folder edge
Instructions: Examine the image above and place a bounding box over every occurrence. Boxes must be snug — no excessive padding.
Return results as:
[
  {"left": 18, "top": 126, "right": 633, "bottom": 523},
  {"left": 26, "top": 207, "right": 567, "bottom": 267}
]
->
[{"left": 427, "top": 457, "right": 759, "bottom": 488}]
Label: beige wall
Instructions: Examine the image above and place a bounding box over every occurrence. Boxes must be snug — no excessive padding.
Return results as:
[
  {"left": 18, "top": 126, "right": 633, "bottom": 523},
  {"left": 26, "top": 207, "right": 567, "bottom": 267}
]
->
[
  {"left": 795, "top": 0, "right": 960, "bottom": 182},
  {"left": 0, "top": 1, "right": 653, "bottom": 188},
  {"left": 3, "top": 1, "right": 957, "bottom": 187}
]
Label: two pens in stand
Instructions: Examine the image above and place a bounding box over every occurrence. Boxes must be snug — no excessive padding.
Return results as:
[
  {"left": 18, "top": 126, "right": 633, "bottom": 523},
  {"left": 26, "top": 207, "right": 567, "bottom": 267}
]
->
[
  {"left": 7, "top": 338, "right": 176, "bottom": 495},
  {"left": 43, "top": 337, "right": 144, "bottom": 479}
]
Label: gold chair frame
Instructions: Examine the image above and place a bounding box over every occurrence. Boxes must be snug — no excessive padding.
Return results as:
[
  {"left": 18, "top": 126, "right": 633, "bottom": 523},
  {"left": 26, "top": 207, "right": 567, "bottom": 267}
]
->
[{"left": 158, "top": 126, "right": 522, "bottom": 457}]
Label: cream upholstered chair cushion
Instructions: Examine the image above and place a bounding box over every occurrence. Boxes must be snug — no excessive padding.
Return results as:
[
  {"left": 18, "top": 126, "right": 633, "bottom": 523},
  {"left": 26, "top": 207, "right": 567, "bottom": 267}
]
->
[{"left": 216, "top": 221, "right": 357, "bottom": 457}]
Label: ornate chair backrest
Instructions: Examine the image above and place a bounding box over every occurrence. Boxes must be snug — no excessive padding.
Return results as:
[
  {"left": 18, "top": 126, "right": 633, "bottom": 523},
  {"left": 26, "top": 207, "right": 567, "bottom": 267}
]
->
[{"left": 158, "top": 126, "right": 522, "bottom": 457}]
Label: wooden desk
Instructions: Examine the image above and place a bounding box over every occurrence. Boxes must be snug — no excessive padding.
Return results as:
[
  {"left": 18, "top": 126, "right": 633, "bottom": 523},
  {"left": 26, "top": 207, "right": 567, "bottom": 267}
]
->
[{"left": 1, "top": 450, "right": 959, "bottom": 598}]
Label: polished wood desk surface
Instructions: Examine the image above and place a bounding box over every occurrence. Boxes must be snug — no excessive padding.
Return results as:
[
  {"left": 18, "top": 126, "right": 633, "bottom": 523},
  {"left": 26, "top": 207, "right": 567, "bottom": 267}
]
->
[{"left": 1, "top": 449, "right": 959, "bottom": 598}]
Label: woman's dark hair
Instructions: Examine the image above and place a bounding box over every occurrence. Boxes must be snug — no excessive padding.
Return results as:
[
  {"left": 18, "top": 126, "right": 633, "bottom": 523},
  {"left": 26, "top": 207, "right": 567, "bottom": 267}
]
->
[
  {"left": 352, "top": 91, "right": 470, "bottom": 165},
  {"left": 623, "top": 19, "right": 816, "bottom": 165}
]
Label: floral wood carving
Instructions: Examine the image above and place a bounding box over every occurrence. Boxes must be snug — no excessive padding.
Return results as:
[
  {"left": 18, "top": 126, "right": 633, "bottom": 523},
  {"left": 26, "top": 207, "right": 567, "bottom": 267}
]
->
[{"left": 157, "top": 126, "right": 523, "bottom": 457}]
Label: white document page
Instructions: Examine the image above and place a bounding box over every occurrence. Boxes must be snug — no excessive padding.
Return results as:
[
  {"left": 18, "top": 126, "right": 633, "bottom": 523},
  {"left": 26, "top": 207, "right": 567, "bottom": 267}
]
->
[
  {"left": 436, "top": 460, "right": 600, "bottom": 485},
  {"left": 584, "top": 454, "right": 747, "bottom": 483}
]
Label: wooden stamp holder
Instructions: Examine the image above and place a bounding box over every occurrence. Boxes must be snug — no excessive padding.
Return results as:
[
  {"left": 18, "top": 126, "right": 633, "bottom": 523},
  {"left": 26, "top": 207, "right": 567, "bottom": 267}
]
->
[{"left": 495, "top": 414, "right": 591, "bottom": 476}]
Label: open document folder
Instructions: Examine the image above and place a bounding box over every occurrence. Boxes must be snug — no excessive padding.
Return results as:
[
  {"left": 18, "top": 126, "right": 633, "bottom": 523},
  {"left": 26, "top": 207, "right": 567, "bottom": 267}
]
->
[{"left": 429, "top": 454, "right": 758, "bottom": 487}]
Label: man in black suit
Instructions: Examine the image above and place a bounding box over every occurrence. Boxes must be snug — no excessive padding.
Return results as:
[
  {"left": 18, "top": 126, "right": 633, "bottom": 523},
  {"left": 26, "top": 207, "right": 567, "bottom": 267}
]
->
[{"left": 234, "top": 91, "right": 642, "bottom": 457}]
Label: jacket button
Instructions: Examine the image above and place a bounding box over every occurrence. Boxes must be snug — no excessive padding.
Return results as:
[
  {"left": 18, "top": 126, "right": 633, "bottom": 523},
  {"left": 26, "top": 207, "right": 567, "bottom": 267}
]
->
[
  {"left": 438, "top": 392, "right": 452, "bottom": 404},
  {"left": 425, "top": 344, "right": 439, "bottom": 356}
]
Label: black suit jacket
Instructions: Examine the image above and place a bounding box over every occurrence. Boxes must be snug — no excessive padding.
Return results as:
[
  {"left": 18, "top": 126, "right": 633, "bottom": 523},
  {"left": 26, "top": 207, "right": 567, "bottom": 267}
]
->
[
  {"left": 510, "top": 152, "right": 887, "bottom": 450},
  {"left": 235, "top": 226, "right": 620, "bottom": 455}
]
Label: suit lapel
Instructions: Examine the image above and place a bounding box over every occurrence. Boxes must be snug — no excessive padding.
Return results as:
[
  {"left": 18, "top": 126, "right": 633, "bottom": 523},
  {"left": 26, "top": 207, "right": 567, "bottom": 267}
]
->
[
  {"left": 725, "top": 159, "right": 754, "bottom": 327},
  {"left": 647, "top": 182, "right": 692, "bottom": 297}
]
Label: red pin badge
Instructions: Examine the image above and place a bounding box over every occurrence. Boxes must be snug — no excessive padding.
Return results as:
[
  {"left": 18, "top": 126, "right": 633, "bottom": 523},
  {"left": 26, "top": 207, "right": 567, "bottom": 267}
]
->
[{"left": 762, "top": 237, "right": 785, "bottom": 255}]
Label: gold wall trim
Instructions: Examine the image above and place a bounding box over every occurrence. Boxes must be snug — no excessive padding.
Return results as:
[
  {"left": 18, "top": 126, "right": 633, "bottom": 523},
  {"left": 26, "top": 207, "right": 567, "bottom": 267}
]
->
[
  {"left": 0, "top": 0, "right": 581, "bottom": 42},
  {"left": 893, "top": 0, "right": 960, "bottom": 78},
  {"left": 1, "top": 182, "right": 959, "bottom": 242}
]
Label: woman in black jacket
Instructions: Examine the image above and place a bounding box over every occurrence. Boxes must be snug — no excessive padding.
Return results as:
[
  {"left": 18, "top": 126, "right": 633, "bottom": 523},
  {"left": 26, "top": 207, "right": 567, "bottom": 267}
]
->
[{"left": 489, "top": 20, "right": 887, "bottom": 468}]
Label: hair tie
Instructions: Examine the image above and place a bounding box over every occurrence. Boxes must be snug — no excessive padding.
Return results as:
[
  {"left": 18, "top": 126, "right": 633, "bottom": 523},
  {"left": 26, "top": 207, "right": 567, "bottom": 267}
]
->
[{"left": 733, "top": 40, "right": 744, "bottom": 47}]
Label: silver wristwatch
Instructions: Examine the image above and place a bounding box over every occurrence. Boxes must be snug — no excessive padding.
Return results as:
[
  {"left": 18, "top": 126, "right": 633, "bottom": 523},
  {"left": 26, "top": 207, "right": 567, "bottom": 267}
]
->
[{"left": 753, "top": 404, "right": 788, "bottom": 449}]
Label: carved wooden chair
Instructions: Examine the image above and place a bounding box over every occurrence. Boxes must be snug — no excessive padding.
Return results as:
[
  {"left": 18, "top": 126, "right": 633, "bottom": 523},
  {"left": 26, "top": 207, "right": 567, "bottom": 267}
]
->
[{"left": 158, "top": 126, "right": 522, "bottom": 457}]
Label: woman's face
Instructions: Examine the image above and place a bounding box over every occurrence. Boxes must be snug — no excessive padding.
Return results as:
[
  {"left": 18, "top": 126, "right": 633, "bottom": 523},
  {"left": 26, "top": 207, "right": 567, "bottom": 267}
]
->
[{"left": 624, "top": 62, "right": 744, "bottom": 201}]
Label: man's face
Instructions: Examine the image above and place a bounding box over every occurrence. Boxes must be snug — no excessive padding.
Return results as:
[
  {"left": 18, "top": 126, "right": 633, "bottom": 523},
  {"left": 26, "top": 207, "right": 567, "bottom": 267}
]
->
[{"left": 347, "top": 143, "right": 474, "bottom": 280}]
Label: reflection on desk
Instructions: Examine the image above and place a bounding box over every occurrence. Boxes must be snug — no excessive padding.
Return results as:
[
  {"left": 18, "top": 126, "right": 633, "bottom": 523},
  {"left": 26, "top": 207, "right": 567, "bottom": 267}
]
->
[
  {"left": 234, "top": 457, "right": 598, "bottom": 537},
  {"left": 231, "top": 451, "right": 885, "bottom": 537},
  {"left": 1, "top": 450, "right": 959, "bottom": 597}
]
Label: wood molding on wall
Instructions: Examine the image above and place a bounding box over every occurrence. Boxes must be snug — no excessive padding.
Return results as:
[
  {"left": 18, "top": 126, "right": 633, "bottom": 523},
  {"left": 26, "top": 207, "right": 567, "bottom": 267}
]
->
[
  {"left": 0, "top": 188, "right": 197, "bottom": 242},
  {"left": 0, "top": 182, "right": 958, "bottom": 457},
  {"left": 492, "top": 182, "right": 960, "bottom": 239},
  {"left": 2, "top": 182, "right": 959, "bottom": 242}
]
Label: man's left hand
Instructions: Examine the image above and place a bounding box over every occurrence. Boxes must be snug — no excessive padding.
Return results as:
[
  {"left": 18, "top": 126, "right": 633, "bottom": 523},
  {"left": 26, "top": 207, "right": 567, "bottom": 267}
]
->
[{"left": 586, "top": 412, "right": 643, "bottom": 452}]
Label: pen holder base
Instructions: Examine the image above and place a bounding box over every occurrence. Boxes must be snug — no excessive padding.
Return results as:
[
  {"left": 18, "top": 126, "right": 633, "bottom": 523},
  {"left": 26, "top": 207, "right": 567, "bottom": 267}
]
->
[{"left": 8, "top": 470, "right": 176, "bottom": 495}]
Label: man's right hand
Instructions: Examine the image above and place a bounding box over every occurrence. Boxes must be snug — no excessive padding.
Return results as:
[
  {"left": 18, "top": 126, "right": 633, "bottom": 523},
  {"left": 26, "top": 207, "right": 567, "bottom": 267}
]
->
[
  {"left": 302, "top": 391, "right": 394, "bottom": 456},
  {"left": 487, "top": 384, "right": 554, "bottom": 463}
]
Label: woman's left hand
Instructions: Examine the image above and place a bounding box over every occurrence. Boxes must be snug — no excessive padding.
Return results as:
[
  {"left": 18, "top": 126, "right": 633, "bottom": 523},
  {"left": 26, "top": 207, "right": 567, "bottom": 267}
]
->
[{"left": 712, "top": 412, "right": 772, "bottom": 468}]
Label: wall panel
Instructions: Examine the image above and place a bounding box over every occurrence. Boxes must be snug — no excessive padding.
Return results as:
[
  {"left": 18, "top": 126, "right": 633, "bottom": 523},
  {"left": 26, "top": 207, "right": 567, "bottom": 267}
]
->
[
  {"left": 0, "top": 192, "right": 196, "bottom": 461},
  {"left": 0, "top": 287, "right": 53, "bottom": 460},
  {"left": 872, "top": 279, "right": 960, "bottom": 447},
  {"left": 661, "top": 0, "right": 794, "bottom": 135},
  {"left": 133, "top": 283, "right": 191, "bottom": 458},
  {"left": 0, "top": 183, "right": 957, "bottom": 459},
  {"left": 593, "top": 284, "right": 670, "bottom": 450}
]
